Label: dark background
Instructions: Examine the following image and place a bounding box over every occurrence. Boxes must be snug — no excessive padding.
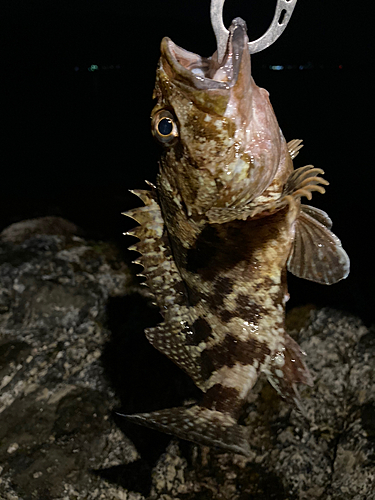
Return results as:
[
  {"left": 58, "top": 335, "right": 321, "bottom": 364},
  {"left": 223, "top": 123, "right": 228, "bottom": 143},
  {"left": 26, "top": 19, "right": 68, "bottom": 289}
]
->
[{"left": 2, "top": 0, "right": 373, "bottom": 323}]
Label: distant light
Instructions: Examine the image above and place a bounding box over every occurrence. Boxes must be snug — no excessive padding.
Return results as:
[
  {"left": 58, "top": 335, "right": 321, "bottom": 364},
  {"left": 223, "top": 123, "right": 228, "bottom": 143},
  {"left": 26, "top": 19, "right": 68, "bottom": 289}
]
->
[
  {"left": 74, "top": 66, "right": 79, "bottom": 72},
  {"left": 299, "top": 62, "right": 314, "bottom": 70},
  {"left": 339, "top": 64, "right": 343, "bottom": 69},
  {"left": 270, "top": 65, "right": 284, "bottom": 70},
  {"left": 88, "top": 64, "right": 99, "bottom": 72}
]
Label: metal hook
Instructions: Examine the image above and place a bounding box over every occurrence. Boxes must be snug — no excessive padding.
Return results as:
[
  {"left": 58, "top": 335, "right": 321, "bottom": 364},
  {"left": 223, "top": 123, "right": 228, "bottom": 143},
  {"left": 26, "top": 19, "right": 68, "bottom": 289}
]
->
[{"left": 211, "top": 0, "right": 298, "bottom": 63}]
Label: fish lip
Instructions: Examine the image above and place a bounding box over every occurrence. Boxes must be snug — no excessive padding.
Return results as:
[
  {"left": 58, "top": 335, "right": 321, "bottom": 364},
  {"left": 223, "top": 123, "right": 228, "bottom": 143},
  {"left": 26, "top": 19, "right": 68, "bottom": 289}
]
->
[{"left": 161, "top": 17, "right": 248, "bottom": 91}]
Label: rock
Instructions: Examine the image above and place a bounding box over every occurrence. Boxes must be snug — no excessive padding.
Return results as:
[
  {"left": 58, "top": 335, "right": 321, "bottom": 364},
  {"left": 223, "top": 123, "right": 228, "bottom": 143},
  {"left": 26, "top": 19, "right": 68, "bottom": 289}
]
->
[
  {"left": 0, "top": 219, "right": 374, "bottom": 499},
  {"left": 0, "top": 217, "right": 82, "bottom": 244},
  {"left": 0, "top": 219, "right": 139, "bottom": 499}
]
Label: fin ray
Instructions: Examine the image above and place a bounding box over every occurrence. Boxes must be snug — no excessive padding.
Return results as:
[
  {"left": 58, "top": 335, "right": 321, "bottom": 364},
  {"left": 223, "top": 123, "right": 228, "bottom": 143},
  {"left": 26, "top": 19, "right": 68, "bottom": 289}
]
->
[
  {"left": 288, "top": 209, "right": 350, "bottom": 284},
  {"left": 129, "top": 188, "right": 157, "bottom": 206},
  {"left": 125, "top": 189, "right": 208, "bottom": 388},
  {"left": 300, "top": 204, "right": 332, "bottom": 229},
  {"left": 287, "top": 139, "right": 304, "bottom": 160},
  {"left": 145, "top": 323, "right": 207, "bottom": 389},
  {"left": 120, "top": 405, "right": 251, "bottom": 456},
  {"left": 282, "top": 165, "right": 329, "bottom": 202},
  {"left": 265, "top": 334, "right": 312, "bottom": 416}
]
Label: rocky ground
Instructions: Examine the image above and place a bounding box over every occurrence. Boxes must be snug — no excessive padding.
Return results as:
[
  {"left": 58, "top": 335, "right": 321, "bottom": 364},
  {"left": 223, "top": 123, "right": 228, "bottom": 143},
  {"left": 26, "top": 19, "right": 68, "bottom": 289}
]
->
[{"left": 0, "top": 217, "right": 374, "bottom": 500}]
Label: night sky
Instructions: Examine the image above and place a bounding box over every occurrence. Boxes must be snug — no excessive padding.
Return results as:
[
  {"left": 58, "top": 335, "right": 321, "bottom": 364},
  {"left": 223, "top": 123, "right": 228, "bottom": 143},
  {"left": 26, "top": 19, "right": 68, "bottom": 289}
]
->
[{"left": 2, "top": 1, "right": 373, "bottom": 322}]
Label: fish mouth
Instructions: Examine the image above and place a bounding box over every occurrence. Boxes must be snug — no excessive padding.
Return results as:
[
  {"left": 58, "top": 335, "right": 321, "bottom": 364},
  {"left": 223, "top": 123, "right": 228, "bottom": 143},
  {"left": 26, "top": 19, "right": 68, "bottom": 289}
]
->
[{"left": 161, "top": 17, "right": 248, "bottom": 91}]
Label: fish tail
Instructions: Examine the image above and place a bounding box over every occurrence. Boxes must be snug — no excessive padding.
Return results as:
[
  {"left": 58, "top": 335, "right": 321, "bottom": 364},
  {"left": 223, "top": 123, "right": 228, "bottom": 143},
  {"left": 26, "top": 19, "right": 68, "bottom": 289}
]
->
[{"left": 119, "top": 405, "right": 251, "bottom": 456}]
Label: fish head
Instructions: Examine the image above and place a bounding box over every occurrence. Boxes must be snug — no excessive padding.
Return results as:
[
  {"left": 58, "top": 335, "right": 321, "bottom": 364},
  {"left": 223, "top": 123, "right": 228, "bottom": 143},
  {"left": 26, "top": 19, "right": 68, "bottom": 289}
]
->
[{"left": 152, "top": 18, "right": 283, "bottom": 216}]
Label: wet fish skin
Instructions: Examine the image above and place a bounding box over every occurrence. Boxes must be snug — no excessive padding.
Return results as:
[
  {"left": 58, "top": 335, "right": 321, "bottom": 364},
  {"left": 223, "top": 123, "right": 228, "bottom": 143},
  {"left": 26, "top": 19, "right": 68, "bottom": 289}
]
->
[{"left": 123, "top": 18, "right": 350, "bottom": 456}]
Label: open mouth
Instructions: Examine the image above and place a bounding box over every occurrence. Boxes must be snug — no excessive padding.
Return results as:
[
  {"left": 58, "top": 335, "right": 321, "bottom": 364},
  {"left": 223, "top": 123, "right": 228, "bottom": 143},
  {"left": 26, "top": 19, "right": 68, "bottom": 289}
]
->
[{"left": 162, "top": 18, "right": 247, "bottom": 90}]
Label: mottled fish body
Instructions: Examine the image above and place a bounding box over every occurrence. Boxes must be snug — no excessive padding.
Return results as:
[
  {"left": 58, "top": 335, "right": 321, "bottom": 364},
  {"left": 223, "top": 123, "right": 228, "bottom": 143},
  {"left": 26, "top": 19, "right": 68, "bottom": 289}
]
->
[{"left": 123, "top": 18, "right": 349, "bottom": 456}]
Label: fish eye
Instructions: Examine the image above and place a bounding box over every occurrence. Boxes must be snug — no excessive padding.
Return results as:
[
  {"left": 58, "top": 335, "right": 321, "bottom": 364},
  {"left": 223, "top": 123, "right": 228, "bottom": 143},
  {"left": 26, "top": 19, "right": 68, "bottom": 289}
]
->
[
  {"left": 152, "top": 110, "right": 178, "bottom": 144},
  {"left": 158, "top": 117, "right": 173, "bottom": 136}
]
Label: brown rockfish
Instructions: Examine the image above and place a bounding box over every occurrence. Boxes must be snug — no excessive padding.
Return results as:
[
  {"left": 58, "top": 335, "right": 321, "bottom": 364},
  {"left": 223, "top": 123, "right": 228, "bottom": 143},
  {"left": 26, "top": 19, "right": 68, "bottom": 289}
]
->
[{"left": 123, "top": 17, "right": 350, "bottom": 456}]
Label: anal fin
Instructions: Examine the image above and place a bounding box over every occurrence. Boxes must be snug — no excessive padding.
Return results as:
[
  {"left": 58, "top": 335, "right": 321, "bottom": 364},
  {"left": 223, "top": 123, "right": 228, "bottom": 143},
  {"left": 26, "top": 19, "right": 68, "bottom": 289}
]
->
[
  {"left": 265, "top": 334, "right": 313, "bottom": 416},
  {"left": 120, "top": 405, "right": 251, "bottom": 456}
]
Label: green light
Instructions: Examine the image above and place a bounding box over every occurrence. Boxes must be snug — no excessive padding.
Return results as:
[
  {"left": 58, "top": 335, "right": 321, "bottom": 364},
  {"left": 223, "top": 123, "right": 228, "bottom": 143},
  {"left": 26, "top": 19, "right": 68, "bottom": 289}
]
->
[{"left": 89, "top": 64, "right": 98, "bottom": 72}]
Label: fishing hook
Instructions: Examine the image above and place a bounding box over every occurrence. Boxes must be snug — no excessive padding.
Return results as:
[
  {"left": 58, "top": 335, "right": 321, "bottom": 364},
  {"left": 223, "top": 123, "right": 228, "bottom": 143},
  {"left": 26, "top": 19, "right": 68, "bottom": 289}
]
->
[{"left": 211, "top": 0, "right": 298, "bottom": 63}]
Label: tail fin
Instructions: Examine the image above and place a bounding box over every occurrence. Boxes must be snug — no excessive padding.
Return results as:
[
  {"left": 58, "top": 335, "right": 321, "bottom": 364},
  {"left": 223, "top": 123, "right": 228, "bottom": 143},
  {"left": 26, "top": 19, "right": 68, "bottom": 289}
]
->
[{"left": 119, "top": 405, "right": 251, "bottom": 456}]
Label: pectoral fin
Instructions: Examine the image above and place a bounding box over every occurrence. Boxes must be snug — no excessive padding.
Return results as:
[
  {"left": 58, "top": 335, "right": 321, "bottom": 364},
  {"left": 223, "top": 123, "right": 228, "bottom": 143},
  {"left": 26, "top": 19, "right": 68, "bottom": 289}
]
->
[
  {"left": 287, "top": 205, "right": 350, "bottom": 284},
  {"left": 287, "top": 139, "right": 304, "bottom": 160},
  {"left": 299, "top": 204, "right": 332, "bottom": 229},
  {"left": 282, "top": 165, "right": 329, "bottom": 201}
]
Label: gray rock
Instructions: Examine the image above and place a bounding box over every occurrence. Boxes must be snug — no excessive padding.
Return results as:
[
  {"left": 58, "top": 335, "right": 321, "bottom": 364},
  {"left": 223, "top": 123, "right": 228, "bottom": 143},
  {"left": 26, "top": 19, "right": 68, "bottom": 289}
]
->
[
  {"left": 0, "top": 218, "right": 374, "bottom": 500},
  {"left": 0, "top": 217, "right": 82, "bottom": 245},
  {"left": 0, "top": 219, "right": 139, "bottom": 499}
]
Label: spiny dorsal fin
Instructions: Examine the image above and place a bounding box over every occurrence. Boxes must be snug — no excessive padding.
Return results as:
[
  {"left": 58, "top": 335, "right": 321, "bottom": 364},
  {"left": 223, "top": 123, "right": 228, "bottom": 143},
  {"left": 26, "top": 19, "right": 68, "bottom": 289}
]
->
[
  {"left": 122, "top": 205, "right": 161, "bottom": 226},
  {"left": 129, "top": 189, "right": 157, "bottom": 206},
  {"left": 123, "top": 193, "right": 188, "bottom": 310},
  {"left": 125, "top": 187, "right": 210, "bottom": 390}
]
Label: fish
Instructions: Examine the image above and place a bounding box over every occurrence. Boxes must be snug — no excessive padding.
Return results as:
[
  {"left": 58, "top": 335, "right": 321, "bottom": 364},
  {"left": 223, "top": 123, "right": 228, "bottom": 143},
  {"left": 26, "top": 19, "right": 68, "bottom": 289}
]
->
[{"left": 122, "top": 16, "right": 350, "bottom": 456}]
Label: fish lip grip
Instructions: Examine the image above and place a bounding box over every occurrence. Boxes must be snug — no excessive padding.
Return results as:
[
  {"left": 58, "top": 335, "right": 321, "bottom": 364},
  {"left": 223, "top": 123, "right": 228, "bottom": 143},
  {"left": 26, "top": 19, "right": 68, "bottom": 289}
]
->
[{"left": 211, "top": 0, "right": 298, "bottom": 63}]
